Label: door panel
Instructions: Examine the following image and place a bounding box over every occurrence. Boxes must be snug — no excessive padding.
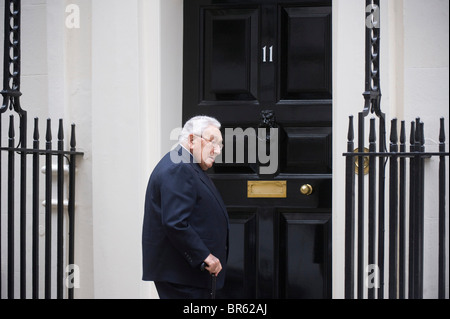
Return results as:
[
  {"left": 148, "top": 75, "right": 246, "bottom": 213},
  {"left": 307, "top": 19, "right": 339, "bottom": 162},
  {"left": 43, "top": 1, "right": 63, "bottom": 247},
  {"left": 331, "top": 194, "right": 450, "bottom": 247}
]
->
[
  {"left": 218, "top": 210, "right": 258, "bottom": 299},
  {"left": 284, "top": 127, "right": 332, "bottom": 173},
  {"left": 278, "top": 212, "right": 332, "bottom": 299},
  {"left": 203, "top": 8, "right": 259, "bottom": 102},
  {"left": 279, "top": 6, "right": 332, "bottom": 101},
  {"left": 183, "top": 0, "right": 332, "bottom": 299},
  {"left": 213, "top": 175, "right": 332, "bottom": 298}
]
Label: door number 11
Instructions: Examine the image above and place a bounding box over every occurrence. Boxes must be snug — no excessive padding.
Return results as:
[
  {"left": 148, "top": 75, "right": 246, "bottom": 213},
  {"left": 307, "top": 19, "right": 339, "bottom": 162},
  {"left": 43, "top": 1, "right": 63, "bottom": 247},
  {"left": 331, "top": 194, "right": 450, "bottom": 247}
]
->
[{"left": 262, "top": 46, "right": 273, "bottom": 63}]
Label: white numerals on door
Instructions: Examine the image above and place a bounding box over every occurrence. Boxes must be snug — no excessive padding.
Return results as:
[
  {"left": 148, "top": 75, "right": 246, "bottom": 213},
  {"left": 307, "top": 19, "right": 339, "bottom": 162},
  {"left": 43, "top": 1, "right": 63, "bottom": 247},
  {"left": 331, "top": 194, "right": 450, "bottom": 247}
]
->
[{"left": 262, "top": 45, "right": 273, "bottom": 63}]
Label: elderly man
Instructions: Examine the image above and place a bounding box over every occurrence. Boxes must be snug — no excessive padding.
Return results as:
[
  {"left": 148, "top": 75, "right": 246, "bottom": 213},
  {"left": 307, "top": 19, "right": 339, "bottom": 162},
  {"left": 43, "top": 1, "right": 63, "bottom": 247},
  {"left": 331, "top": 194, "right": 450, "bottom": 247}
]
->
[{"left": 142, "top": 115, "right": 229, "bottom": 299}]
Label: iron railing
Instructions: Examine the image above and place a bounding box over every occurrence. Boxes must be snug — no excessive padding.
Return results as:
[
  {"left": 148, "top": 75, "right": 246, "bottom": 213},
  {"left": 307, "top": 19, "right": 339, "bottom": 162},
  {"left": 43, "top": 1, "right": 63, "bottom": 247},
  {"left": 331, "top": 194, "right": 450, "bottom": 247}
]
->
[
  {"left": 343, "top": 0, "right": 449, "bottom": 299},
  {"left": 1, "top": 0, "right": 83, "bottom": 299},
  {"left": 344, "top": 116, "right": 448, "bottom": 299}
]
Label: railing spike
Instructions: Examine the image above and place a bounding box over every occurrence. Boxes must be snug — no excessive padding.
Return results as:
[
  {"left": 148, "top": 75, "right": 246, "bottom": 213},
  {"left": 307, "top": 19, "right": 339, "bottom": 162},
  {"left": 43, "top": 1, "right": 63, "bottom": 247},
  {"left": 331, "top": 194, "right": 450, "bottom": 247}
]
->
[
  {"left": 33, "top": 117, "right": 39, "bottom": 141},
  {"left": 70, "top": 123, "right": 76, "bottom": 150},
  {"left": 415, "top": 118, "right": 421, "bottom": 144},
  {"left": 390, "top": 118, "right": 398, "bottom": 145},
  {"left": 347, "top": 116, "right": 354, "bottom": 142},
  {"left": 439, "top": 118, "right": 445, "bottom": 144},
  {"left": 58, "top": 119, "right": 64, "bottom": 141},
  {"left": 410, "top": 121, "right": 415, "bottom": 145},
  {"left": 420, "top": 122, "right": 425, "bottom": 148},
  {"left": 400, "top": 121, "right": 406, "bottom": 145},
  {"left": 46, "top": 118, "right": 52, "bottom": 142}
]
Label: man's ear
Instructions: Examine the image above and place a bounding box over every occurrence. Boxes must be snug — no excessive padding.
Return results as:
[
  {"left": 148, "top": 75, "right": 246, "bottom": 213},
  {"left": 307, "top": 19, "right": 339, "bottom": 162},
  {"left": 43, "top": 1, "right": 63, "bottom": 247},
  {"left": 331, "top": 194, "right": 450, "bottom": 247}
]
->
[{"left": 188, "top": 134, "right": 195, "bottom": 148}]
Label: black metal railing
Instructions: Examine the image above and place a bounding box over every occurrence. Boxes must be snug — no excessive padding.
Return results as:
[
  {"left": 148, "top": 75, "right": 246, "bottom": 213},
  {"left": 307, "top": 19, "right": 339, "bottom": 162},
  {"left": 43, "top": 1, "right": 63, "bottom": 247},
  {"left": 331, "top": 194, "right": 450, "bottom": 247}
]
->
[
  {"left": 343, "top": 0, "right": 449, "bottom": 299},
  {"left": 344, "top": 116, "right": 449, "bottom": 299},
  {"left": 1, "top": 0, "right": 83, "bottom": 299}
]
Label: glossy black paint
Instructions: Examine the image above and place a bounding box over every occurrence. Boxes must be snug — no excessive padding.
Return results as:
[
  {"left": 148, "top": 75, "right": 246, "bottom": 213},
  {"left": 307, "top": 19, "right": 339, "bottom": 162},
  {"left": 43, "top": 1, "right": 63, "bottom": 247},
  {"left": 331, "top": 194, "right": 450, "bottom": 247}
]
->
[
  {"left": 183, "top": 0, "right": 332, "bottom": 298},
  {"left": 184, "top": 0, "right": 332, "bottom": 127}
]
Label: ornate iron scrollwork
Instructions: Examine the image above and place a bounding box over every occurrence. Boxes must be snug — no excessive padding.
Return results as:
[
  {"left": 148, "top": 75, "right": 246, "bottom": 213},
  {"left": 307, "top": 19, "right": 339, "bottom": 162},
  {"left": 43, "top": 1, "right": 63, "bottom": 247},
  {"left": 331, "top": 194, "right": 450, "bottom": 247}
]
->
[
  {"left": 362, "top": 0, "right": 383, "bottom": 120},
  {"left": 1, "top": 0, "right": 24, "bottom": 114},
  {"left": 1, "top": 0, "right": 27, "bottom": 148}
]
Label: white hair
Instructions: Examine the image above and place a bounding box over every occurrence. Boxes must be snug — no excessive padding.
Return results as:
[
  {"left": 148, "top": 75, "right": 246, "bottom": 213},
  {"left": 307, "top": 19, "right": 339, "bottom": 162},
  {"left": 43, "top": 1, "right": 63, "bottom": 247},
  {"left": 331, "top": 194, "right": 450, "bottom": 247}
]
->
[{"left": 178, "top": 115, "right": 221, "bottom": 143}]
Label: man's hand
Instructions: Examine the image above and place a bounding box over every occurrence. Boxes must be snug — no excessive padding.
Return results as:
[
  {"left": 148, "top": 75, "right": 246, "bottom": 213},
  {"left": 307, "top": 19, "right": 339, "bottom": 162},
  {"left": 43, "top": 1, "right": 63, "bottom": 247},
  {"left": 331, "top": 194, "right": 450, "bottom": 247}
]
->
[{"left": 203, "top": 254, "right": 222, "bottom": 276}]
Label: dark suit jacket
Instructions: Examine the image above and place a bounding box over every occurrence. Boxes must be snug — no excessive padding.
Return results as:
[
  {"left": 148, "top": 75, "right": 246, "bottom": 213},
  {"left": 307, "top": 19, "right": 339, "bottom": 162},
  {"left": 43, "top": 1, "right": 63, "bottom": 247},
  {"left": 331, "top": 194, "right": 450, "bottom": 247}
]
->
[{"left": 142, "top": 145, "right": 229, "bottom": 289}]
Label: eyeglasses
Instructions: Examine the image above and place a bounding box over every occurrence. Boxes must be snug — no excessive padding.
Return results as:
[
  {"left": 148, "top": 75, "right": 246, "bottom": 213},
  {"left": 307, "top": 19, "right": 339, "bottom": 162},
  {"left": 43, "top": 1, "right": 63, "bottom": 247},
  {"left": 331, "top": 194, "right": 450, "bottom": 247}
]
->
[{"left": 195, "top": 135, "right": 223, "bottom": 150}]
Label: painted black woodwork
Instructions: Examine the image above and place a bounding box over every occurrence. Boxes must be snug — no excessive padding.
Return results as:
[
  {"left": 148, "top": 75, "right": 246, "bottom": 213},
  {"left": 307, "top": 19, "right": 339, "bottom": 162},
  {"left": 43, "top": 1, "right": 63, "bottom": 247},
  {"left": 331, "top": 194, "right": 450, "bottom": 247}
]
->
[{"left": 183, "top": 0, "right": 332, "bottom": 299}]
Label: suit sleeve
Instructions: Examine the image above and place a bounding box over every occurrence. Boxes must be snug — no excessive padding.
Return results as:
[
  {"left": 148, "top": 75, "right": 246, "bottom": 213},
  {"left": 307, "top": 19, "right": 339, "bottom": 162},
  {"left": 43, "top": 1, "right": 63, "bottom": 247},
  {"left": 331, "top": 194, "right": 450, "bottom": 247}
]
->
[{"left": 160, "top": 163, "right": 210, "bottom": 268}]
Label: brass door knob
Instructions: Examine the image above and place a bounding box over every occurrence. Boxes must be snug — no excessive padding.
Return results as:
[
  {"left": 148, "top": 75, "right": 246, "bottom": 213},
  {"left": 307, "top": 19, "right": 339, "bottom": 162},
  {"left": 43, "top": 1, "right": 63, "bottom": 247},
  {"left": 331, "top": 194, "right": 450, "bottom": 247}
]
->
[{"left": 300, "top": 184, "right": 313, "bottom": 196}]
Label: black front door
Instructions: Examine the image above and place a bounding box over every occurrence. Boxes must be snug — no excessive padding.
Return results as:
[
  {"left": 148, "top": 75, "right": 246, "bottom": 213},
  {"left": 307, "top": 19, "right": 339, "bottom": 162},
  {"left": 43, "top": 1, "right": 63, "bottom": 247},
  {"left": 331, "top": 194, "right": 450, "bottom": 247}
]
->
[{"left": 183, "top": 0, "right": 332, "bottom": 298}]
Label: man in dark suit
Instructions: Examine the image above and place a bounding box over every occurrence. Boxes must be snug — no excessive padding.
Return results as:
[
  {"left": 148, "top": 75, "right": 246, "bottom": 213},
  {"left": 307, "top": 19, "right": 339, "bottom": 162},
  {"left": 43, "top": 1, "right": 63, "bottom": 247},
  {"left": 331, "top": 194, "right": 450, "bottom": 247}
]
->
[{"left": 142, "top": 116, "right": 229, "bottom": 299}]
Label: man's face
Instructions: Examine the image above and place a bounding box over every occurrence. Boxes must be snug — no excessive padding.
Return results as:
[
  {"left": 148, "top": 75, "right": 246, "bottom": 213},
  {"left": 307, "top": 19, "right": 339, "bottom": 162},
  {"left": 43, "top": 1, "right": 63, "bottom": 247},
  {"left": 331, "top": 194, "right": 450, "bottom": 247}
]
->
[{"left": 190, "top": 125, "right": 223, "bottom": 171}]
